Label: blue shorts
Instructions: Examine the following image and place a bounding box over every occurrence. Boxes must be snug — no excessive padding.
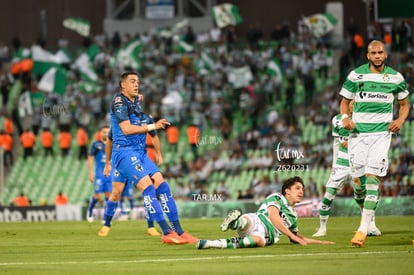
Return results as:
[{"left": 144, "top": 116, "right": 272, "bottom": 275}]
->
[
  {"left": 112, "top": 149, "right": 159, "bottom": 187},
  {"left": 94, "top": 175, "right": 112, "bottom": 194}
]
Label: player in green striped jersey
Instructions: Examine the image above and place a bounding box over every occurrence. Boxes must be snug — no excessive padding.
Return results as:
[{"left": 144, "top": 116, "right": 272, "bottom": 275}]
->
[
  {"left": 339, "top": 40, "right": 410, "bottom": 247},
  {"left": 196, "top": 176, "right": 335, "bottom": 249},
  {"left": 313, "top": 110, "right": 380, "bottom": 237}
]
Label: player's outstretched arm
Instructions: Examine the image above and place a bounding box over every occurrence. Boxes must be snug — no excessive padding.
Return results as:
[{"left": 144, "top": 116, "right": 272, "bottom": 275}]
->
[
  {"left": 267, "top": 206, "right": 307, "bottom": 246},
  {"left": 296, "top": 234, "right": 335, "bottom": 245},
  {"left": 119, "top": 119, "right": 170, "bottom": 135}
]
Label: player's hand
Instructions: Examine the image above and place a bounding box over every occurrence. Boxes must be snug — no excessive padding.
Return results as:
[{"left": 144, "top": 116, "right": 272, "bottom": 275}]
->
[
  {"left": 156, "top": 154, "right": 163, "bottom": 166},
  {"left": 103, "top": 164, "right": 111, "bottom": 177},
  {"left": 290, "top": 235, "right": 307, "bottom": 246},
  {"left": 88, "top": 173, "right": 94, "bottom": 183},
  {"left": 155, "top": 119, "right": 171, "bottom": 130},
  {"left": 388, "top": 119, "right": 403, "bottom": 133},
  {"left": 342, "top": 117, "right": 355, "bottom": 130}
]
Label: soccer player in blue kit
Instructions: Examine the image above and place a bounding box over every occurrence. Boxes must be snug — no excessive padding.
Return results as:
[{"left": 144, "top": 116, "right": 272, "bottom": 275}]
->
[
  {"left": 98, "top": 71, "right": 197, "bottom": 244},
  {"left": 86, "top": 125, "right": 112, "bottom": 222}
]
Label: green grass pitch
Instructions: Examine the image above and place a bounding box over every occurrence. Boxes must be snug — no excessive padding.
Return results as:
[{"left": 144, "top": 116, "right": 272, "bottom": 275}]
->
[{"left": 1, "top": 216, "right": 413, "bottom": 274}]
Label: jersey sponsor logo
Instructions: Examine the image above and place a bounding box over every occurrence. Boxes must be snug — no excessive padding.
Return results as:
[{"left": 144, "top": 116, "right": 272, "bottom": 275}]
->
[
  {"left": 367, "top": 93, "right": 388, "bottom": 99},
  {"left": 359, "top": 92, "right": 388, "bottom": 100}
]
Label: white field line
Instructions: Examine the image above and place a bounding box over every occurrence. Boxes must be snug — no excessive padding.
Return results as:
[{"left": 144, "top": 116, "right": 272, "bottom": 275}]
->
[{"left": 0, "top": 250, "right": 409, "bottom": 266}]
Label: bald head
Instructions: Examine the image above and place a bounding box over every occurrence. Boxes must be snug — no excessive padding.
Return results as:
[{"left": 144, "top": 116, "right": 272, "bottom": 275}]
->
[{"left": 366, "top": 40, "right": 387, "bottom": 72}]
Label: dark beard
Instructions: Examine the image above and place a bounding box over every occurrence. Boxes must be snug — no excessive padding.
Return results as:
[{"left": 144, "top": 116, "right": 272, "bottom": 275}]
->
[{"left": 370, "top": 60, "right": 384, "bottom": 69}]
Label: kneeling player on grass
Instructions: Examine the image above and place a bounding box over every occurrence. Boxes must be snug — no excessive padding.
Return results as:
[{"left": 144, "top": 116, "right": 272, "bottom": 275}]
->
[{"left": 196, "top": 176, "right": 335, "bottom": 249}]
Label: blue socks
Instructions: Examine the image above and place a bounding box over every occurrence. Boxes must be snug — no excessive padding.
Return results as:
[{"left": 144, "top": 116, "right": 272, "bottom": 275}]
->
[
  {"left": 103, "top": 199, "right": 118, "bottom": 227},
  {"left": 120, "top": 200, "right": 126, "bottom": 215},
  {"left": 88, "top": 196, "right": 98, "bottom": 215},
  {"left": 157, "top": 182, "right": 183, "bottom": 235},
  {"left": 145, "top": 207, "right": 155, "bottom": 228},
  {"left": 143, "top": 185, "right": 171, "bottom": 235}
]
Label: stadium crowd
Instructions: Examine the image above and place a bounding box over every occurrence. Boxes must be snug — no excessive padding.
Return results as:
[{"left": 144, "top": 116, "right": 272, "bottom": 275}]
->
[{"left": 1, "top": 17, "right": 414, "bottom": 206}]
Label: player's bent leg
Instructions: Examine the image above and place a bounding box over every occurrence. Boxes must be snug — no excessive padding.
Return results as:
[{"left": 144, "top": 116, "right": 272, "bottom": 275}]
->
[
  {"left": 153, "top": 173, "right": 198, "bottom": 243},
  {"left": 221, "top": 209, "right": 242, "bottom": 232},
  {"left": 138, "top": 176, "right": 187, "bottom": 244}
]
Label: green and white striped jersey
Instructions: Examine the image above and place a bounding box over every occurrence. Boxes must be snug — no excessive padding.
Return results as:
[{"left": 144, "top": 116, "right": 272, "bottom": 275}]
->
[
  {"left": 339, "top": 64, "right": 409, "bottom": 135},
  {"left": 332, "top": 114, "right": 350, "bottom": 167},
  {"left": 256, "top": 193, "right": 298, "bottom": 244}
]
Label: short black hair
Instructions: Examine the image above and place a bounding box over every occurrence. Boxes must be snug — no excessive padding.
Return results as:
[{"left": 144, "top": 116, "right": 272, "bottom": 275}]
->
[
  {"left": 119, "top": 71, "right": 138, "bottom": 88},
  {"left": 281, "top": 176, "right": 304, "bottom": 195}
]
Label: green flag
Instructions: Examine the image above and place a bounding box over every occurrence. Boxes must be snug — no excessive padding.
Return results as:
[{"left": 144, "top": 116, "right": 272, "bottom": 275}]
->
[
  {"left": 75, "top": 44, "right": 100, "bottom": 81},
  {"left": 78, "top": 81, "right": 103, "bottom": 94},
  {"left": 38, "top": 67, "right": 68, "bottom": 95},
  {"left": 228, "top": 66, "right": 253, "bottom": 89},
  {"left": 174, "top": 36, "right": 194, "bottom": 53},
  {"left": 63, "top": 17, "right": 90, "bottom": 37},
  {"left": 115, "top": 39, "right": 143, "bottom": 70},
  {"left": 303, "top": 13, "right": 337, "bottom": 38},
  {"left": 31, "top": 45, "right": 61, "bottom": 75},
  {"left": 212, "top": 3, "right": 242, "bottom": 28},
  {"left": 266, "top": 57, "right": 284, "bottom": 83}
]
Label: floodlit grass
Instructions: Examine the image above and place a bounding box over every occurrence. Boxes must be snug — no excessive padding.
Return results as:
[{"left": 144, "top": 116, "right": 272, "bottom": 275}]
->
[{"left": 1, "top": 216, "right": 413, "bottom": 274}]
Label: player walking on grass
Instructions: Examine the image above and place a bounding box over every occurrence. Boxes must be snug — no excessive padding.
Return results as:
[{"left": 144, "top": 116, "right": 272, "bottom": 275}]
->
[
  {"left": 98, "top": 71, "right": 197, "bottom": 244},
  {"left": 105, "top": 132, "right": 161, "bottom": 236},
  {"left": 196, "top": 176, "right": 335, "bottom": 249},
  {"left": 339, "top": 40, "right": 409, "bottom": 247},
  {"left": 86, "top": 125, "right": 112, "bottom": 222},
  {"left": 313, "top": 110, "right": 381, "bottom": 237}
]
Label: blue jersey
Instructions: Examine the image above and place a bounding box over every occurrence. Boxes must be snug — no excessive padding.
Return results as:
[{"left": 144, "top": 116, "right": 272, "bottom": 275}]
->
[
  {"left": 109, "top": 93, "right": 160, "bottom": 187},
  {"left": 88, "top": 140, "right": 106, "bottom": 178},
  {"left": 110, "top": 93, "right": 157, "bottom": 152}
]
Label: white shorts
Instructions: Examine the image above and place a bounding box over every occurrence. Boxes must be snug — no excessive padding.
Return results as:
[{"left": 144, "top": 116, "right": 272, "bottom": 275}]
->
[
  {"left": 348, "top": 133, "right": 391, "bottom": 177},
  {"left": 326, "top": 165, "right": 351, "bottom": 189},
  {"left": 237, "top": 213, "right": 278, "bottom": 245}
]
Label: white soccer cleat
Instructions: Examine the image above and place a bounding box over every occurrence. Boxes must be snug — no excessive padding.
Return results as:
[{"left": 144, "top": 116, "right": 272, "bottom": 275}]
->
[
  {"left": 367, "top": 223, "right": 381, "bottom": 237},
  {"left": 312, "top": 228, "right": 327, "bottom": 237},
  {"left": 86, "top": 211, "right": 94, "bottom": 223},
  {"left": 221, "top": 209, "right": 242, "bottom": 232}
]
